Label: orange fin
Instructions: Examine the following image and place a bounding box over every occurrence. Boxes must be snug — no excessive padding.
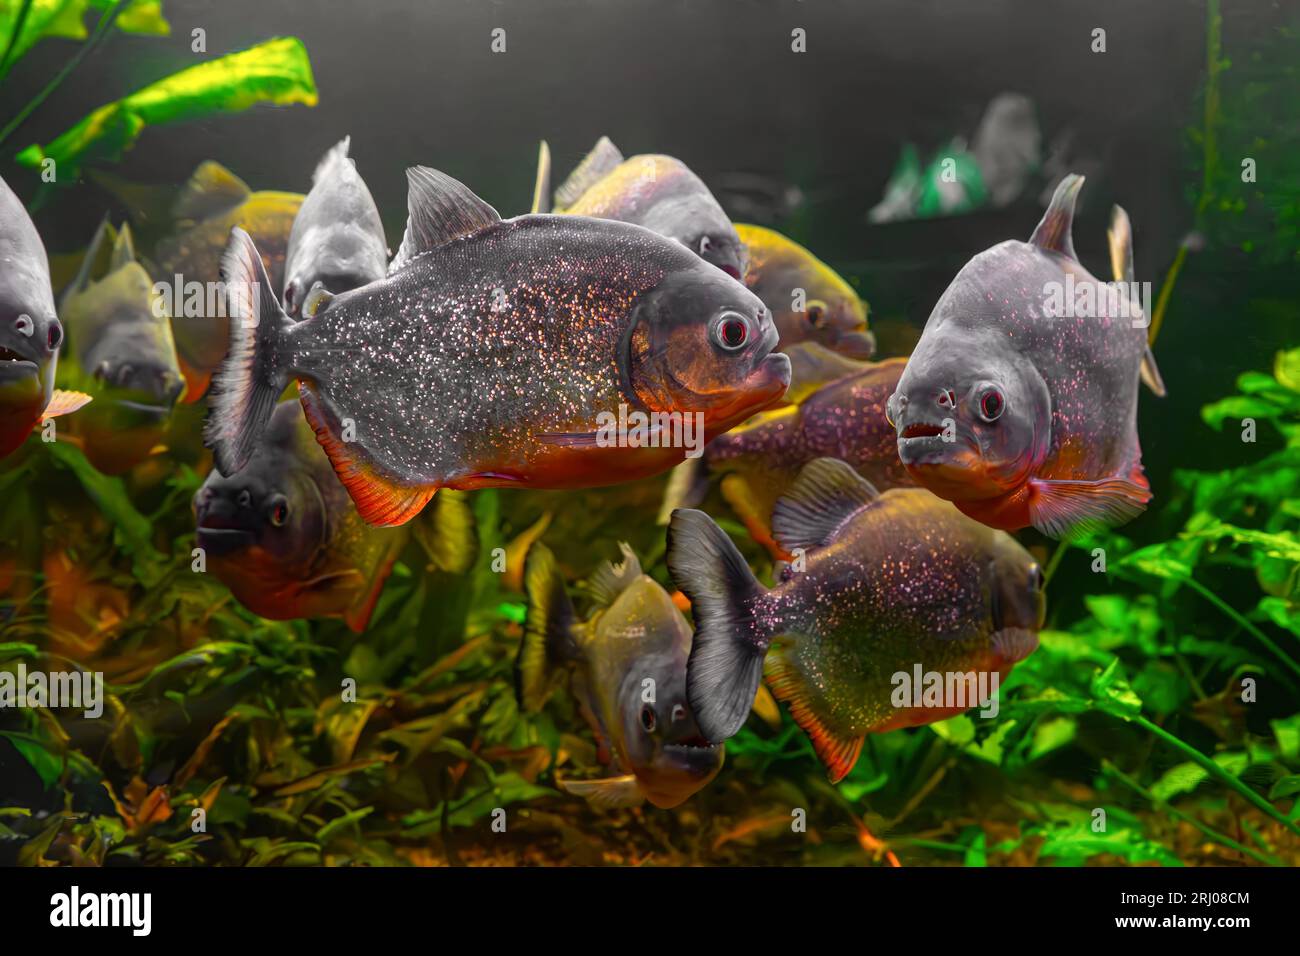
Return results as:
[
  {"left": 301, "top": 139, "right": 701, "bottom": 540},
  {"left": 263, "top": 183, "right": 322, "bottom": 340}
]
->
[
  {"left": 175, "top": 353, "right": 211, "bottom": 404},
  {"left": 764, "top": 641, "right": 864, "bottom": 783},
  {"left": 1028, "top": 470, "right": 1150, "bottom": 540},
  {"left": 299, "top": 383, "right": 435, "bottom": 527},
  {"left": 720, "top": 473, "right": 786, "bottom": 560},
  {"left": 344, "top": 555, "right": 399, "bottom": 633},
  {"left": 41, "top": 389, "right": 93, "bottom": 419}
]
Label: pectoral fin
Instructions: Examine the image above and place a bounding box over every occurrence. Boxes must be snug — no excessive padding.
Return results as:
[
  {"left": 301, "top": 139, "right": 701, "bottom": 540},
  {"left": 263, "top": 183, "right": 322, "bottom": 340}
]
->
[
  {"left": 558, "top": 774, "right": 645, "bottom": 809},
  {"left": 42, "top": 389, "right": 93, "bottom": 419},
  {"left": 1028, "top": 472, "right": 1151, "bottom": 540}
]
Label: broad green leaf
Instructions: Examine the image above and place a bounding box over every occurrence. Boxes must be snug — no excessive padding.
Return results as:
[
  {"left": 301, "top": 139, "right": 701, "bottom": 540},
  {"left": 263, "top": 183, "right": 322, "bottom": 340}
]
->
[
  {"left": 1090, "top": 660, "right": 1143, "bottom": 717},
  {"left": 16, "top": 36, "right": 317, "bottom": 174}
]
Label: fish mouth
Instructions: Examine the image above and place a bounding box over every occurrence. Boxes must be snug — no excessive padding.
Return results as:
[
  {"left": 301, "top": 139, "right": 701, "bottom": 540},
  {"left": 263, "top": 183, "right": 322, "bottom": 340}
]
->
[
  {"left": 0, "top": 345, "right": 38, "bottom": 379},
  {"left": 196, "top": 526, "right": 257, "bottom": 556},
  {"left": 826, "top": 329, "right": 877, "bottom": 360},
  {"left": 901, "top": 421, "right": 945, "bottom": 440},
  {"left": 114, "top": 398, "right": 172, "bottom": 420},
  {"left": 663, "top": 736, "right": 725, "bottom": 774},
  {"left": 719, "top": 264, "right": 742, "bottom": 280}
]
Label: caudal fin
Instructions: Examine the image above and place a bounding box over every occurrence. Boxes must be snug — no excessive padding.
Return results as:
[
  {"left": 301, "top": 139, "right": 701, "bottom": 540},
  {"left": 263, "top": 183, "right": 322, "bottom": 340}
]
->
[
  {"left": 204, "top": 227, "right": 294, "bottom": 475},
  {"left": 666, "top": 509, "right": 769, "bottom": 742},
  {"left": 516, "top": 542, "right": 579, "bottom": 712}
]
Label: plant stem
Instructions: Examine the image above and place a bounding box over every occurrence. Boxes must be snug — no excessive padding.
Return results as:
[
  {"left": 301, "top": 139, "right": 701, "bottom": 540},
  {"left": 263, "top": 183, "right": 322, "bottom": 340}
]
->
[
  {"left": 1102, "top": 759, "right": 1279, "bottom": 865},
  {"left": 0, "top": 0, "right": 35, "bottom": 85},
  {"left": 0, "top": 0, "right": 131, "bottom": 149},
  {"left": 1184, "top": 576, "right": 1300, "bottom": 681},
  {"left": 1130, "top": 712, "right": 1300, "bottom": 838}
]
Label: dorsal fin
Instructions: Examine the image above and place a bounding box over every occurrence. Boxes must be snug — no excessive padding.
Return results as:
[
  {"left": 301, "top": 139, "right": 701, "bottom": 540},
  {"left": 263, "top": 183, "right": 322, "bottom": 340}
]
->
[
  {"left": 64, "top": 216, "right": 113, "bottom": 300},
  {"left": 110, "top": 221, "right": 136, "bottom": 270},
  {"left": 531, "top": 140, "right": 552, "bottom": 214},
  {"left": 172, "top": 161, "right": 251, "bottom": 222},
  {"left": 553, "top": 136, "right": 624, "bottom": 210},
  {"left": 1109, "top": 204, "right": 1168, "bottom": 397},
  {"left": 1029, "top": 173, "right": 1084, "bottom": 259},
  {"left": 313, "top": 136, "right": 352, "bottom": 184},
  {"left": 771, "top": 458, "right": 878, "bottom": 554},
  {"left": 389, "top": 166, "right": 501, "bottom": 273},
  {"left": 583, "top": 542, "right": 642, "bottom": 609}
]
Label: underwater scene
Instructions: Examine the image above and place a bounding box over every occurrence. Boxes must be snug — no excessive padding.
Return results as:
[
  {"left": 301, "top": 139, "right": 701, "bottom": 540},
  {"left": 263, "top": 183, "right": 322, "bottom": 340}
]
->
[{"left": 0, "top": 0, "right": 1298, "bottom": 874}]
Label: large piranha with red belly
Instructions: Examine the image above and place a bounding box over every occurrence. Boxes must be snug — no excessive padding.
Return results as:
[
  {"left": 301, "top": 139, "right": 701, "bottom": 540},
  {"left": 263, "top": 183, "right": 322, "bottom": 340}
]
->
[
  {"left": 205, "top": 166, "right": 790, "bottom": 527},
  {"left": 886, "top": 175, "right": 1166, "bottom": 540}
]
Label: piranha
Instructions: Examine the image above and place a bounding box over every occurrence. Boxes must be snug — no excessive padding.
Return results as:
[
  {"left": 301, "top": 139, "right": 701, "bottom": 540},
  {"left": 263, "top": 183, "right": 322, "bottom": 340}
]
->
[
  {"left": 668, "top": 458, "right": 1044, "bottom": 782},
  {"left": 205, "top": 166, "right": 790, "bottom": 527},
  {"left": 0, "top": 173, "right": 90, "bottom": 460},
  {"left": 886, "top": 175, "right": 1166, "bottom": 540},
  {"left": 735, "top": 223, "right": 874, "bottom": 359},
  {"left": 194, "top": 400, "right": 473, "bottom": 631},
  {"left": 282, "top": 137, "right": 389, "bottom": 319},
  {"left": 518, "top": 541, "right": 724, "bottom": 808},
  {"left": 677, "top": 353, "right": 914, "bottom": 556},
  {"left": 152, "top": 161, "right": 303, "bottom": 400},
  {"left": 59, "top": 220, "right": 184, "bottom": 474},
  {"left": 533, "top": 137, "right": 747, "bottom": 278}
]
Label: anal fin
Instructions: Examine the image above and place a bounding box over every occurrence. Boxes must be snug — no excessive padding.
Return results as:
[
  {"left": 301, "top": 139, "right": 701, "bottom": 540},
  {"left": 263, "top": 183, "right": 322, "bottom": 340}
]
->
[
  {"left": 299, "top": 383, "right": 435, "bottom": 527},
  {"left": 764, "top": 641, "right": 864, "bottom": 784}
]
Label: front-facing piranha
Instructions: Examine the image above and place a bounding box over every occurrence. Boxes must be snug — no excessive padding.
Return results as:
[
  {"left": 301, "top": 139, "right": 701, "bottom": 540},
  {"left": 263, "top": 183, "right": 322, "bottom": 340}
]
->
[
  {"left": 518, "top": 541, "right": 724, "bottom": 809},
  {"left": 886, "top": 175, "right": 1166, "bottom": 540},
  {"left": 205, "top": 166, "right": 790, "bottom": 527}
]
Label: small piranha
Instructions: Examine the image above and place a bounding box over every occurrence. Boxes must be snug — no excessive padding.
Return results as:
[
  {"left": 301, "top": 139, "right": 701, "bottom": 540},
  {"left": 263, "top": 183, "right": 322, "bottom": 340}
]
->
[
  {"left": 670, "top": 350, "right": 914, "bottom": 557},
  {"left": 152, "top": 161, "right": 304, "bottom": 400},
  {"left": 0, "top": 173, "right": 88, "bottom": 460},
  {"left": 59, "top": 219, "right": 184, "bottom": 474},
  {"left": 204, "top": 166, "right": 790, "bottom": 528},
  {"left": 667, "top": 459, "right": 1044, "bottom": 782},
  {"left": 194, "top": 400, "right": 473, "bottom": 631},
  {"left": 533, "top": 137, "right": 747, "bottom": 278},
  {"left": 886, "top": 175, "right": 1166, "bottom": 540},
  {"left": 282, "top": 137, "right": 389, "bottom": 319},
  {"left": 518, "top": 541, "right": 724, "bottom": 808},
  {"left": 734, "top": 223, "right": 874, "bottom": 359}
]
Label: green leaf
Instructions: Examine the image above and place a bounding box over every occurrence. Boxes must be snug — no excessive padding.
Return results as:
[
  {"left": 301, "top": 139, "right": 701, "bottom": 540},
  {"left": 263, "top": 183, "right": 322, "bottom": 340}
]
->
[
  {"left": 1029, "top": 716, "right": 1077, "bottom": 760},
  {"left": 1089, "top": 660, "right": 1143, "bottom": 718},
  {"left": 16, "top": 36, "right": 317, "bottom": 175}
]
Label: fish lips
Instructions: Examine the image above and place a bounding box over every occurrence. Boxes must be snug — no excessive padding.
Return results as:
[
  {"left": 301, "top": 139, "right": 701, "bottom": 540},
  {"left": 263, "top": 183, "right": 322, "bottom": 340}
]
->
[
  {"left": 196, "top": 525, "right": 258, "bottom": 556},
  {"left": 823, "top": 328, "right": 877, "bottom": 360},
  {"left": 638, "top": 740, "right": 725, "bottom": 808},
  {"left": 0, "top": 344, "right": 42, "bottom": 389}
]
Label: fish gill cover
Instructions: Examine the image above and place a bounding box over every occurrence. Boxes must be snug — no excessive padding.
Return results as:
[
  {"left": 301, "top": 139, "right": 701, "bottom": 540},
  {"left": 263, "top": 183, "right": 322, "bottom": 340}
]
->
[{"left": 0, "top": 0, "right": 1297, "bottom": 873}]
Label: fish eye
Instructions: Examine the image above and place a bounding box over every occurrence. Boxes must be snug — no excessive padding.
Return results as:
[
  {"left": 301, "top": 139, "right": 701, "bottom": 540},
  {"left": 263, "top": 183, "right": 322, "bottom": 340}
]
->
[
  {"left": 639, "top": 704, "right": 657, "bottom": 733},
  {"left": 14, "top": 314, "right": 33, "bottom": 337},
  {"left": 978, "top": 385, "right": 1005, "bottom": 422},
  {"left": 711, "top": 311, "right": 750, "bottom": 351},
  {"left": 47, "top": 319, "right": 62, "bottom": 350},
  {"left": 806, "top": 301, "right": 826, "bottom": 328},
  {"left": 269, "top": 495, "right": 289, "bottom": 527}
]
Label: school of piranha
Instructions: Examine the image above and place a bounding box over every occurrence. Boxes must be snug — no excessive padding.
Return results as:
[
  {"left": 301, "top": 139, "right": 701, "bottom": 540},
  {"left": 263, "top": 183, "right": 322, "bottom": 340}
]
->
[{"left": 0, "top": 132, "right": 1165, "bottom": 809}]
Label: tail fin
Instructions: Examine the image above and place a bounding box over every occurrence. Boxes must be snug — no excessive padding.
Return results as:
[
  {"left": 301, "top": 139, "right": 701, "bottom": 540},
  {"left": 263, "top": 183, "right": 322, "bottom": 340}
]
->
[
  {"left": 204, "top": 227, "right": 294, "bottom": 475},
  {"left": 516, "top": 542, "right": 579, "bottom": 712},
  {"left": 666, "top": 509, "right": 768, "bottom": 742}
]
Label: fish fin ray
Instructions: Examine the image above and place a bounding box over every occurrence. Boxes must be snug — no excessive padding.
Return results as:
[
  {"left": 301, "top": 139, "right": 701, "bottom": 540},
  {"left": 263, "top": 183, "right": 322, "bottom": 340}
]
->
[
  {"left": 666, "top": 509, "right": 767, "bottom": 742},
  {"left": 553, "top": 136, "right": 624, "bottom": 210},
  {"left": 172, "top": 161, "right": 251, "bottom": 223},
  {"left": 313, "top": 136, "right": 352, "bottom": 184},
  {"left": 530, "top": 140, "right": 552, "bottom": 214},
  {"left": 517, "top": 542, "right": 579, "bottom": 711},
  {"left": 297, "top": 383, "right": 436, "bottom": 526},
  {"left": 1028, "top": 473, "right": 1150, "bottom": 541},
  {"left": 764, "top": 644, "right": 864, "bottom": 783},
  {"left": 1141, "top": 345, "right": 1166, "bottom": 397},
  {"left": 203, "top": 228, "right": 294, "bottom": 475},
  {"left": 1029, "top": 173, "right": 1084, "bottom": 259},
  {"left": 583, "top": 543, "right": 642, "bottom": 609},
  {"left": 771, "top": 458, "right": 878, "bottom": 554},
  {"left": 389, "top": 166, "right": 501, "bottom": 273},
  {"left": 41, "top": 389, "right": 93, "bottom": 419},
  {"left": 557, "top": 774, "right": 644, "bottom": 809}
]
